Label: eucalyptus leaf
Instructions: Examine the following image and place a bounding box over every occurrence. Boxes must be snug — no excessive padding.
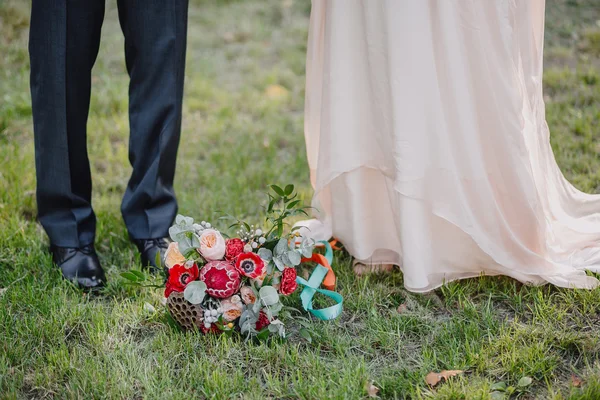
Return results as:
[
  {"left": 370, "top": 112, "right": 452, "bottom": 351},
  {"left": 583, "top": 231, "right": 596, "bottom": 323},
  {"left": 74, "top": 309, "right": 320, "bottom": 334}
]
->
[
  {"left": 268, "top": 302, "right": 283, "bottom": 316},
  {"left": 280, "top": 252, "right": 291, "bottom": 267},
  {"left": 175, "top": 214, "right": 194, "bottom": 226},
  {"left": 275, "top": 238, "right": 288, "bottom": 255},
  {"left": 258, "top": 248, "right": 273, "bottom": 261},
  {"left": 286, "top": 250, "right": 301, "bottom": 266},
  {"left": 183, "top": 281, "right": 207, "bottom": 305},
  {"left": 300, "top": 247, "right": 313, "bottom": 258},
  {"left": 259, "top": 286, "right": 280, "bottom": 306},
  {"left": 273, "top": 257, "right": 285, "bottom": 272}
]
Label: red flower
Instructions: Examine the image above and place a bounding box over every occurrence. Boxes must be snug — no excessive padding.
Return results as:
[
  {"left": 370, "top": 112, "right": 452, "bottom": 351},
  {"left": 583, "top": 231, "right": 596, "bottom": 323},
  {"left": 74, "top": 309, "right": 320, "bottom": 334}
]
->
[
  {"left": 235, "top": 252, "right": 266, "bottom": 279},
  {"left": 200, "top": 324, "right": 222, "bottom": 335},
  {"left": 255, "top": 311, "right": 270, "bottom": 331},
  {"left": 279, "top": 267, "right": 298, "bottom": 295},
  {"left": 164, "top": 263, "right": 199, "bottom": 298},
  {"left": 225, "top": 238, "right": 245, "bottom": 261},
  {"left": 199, "top": 260, "right": 242, "bottom": 298}
]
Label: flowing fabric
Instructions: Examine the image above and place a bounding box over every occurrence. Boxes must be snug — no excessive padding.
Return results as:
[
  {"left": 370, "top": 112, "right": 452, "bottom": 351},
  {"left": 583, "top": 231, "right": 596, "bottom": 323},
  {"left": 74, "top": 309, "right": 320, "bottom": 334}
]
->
[{"left": 298, "top": 0, "right": 600, "bottom": 292}]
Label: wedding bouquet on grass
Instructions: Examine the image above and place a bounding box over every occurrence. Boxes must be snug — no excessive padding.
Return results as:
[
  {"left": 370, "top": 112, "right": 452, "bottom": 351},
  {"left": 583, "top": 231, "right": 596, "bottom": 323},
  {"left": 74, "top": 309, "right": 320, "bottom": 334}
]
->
[{"left": 123, "top": 185, "right": 343, "bottom": 340}]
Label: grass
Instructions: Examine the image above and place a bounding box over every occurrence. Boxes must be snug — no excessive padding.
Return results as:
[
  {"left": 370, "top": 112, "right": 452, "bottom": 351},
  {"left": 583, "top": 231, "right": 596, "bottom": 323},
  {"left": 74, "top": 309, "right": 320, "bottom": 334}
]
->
[{"left": 1, "top": 0, "right": 600, "bottom": 398}]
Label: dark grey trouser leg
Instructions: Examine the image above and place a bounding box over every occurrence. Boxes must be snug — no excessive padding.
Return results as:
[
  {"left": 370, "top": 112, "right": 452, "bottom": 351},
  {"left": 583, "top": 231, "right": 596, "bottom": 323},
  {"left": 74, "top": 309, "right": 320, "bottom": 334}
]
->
[
  {"left": 117, "top": 0, "right": 189, "bottom": 240},
  {"left": 29, "top": 0, "right": 105, "bottom": 247}
]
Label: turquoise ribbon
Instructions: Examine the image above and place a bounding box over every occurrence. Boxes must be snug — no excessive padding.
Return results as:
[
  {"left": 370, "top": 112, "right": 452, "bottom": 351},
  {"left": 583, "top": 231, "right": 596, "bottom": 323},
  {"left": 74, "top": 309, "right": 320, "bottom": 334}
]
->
[{"left": 296, "top": 241, "right": 343, "bottom": 320}]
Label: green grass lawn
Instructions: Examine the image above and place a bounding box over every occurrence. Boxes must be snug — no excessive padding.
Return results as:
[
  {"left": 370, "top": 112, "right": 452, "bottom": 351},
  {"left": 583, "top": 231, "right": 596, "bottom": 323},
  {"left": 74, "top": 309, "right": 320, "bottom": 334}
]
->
[{"left": 1, "top": 1, "right": 600, "bottom": 398}]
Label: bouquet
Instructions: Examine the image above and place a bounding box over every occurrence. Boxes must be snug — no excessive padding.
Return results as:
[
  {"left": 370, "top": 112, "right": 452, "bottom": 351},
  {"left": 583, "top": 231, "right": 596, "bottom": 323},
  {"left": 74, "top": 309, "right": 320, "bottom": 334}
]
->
[{"left": 145, "top": 185, "right": 342, "bottom": 339}]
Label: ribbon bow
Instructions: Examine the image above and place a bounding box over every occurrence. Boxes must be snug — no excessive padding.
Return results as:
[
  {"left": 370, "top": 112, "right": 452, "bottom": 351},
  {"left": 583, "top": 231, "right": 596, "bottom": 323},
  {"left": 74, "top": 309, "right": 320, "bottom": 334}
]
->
[{"left": 296, "top": 241, "right": 343, "bottom": 321}]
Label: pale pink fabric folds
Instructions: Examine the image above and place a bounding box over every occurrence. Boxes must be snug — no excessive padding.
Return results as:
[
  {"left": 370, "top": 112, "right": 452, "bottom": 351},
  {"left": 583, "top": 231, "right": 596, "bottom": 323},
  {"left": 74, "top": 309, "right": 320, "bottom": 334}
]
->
[{"left": 299, "top": 0, "right": 600, "bottom": 292}]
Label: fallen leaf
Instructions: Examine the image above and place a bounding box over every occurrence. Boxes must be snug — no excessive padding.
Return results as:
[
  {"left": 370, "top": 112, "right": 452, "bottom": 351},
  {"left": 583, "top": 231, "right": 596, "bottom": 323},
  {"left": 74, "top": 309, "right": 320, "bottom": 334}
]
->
[
  {"left": 571, "top": 375, "right": 583, "bottom": 387},
  {"left": 367, "top": 383, "right": 379, "bottom": 398},
  {"left": 265, "top": 84, "right": 289, "bottom": 100},
  {"left": 0, "top": 288, "right": 6, "bottom": 297},
  {"left": 517, "top": 376, "right": 533, "bottom": 388},
  {"left": 396, "top": 303, "right": 408, "bottom": 313},
  {"left": 425, "top": 370, "right": 464, "bottom": 387}
]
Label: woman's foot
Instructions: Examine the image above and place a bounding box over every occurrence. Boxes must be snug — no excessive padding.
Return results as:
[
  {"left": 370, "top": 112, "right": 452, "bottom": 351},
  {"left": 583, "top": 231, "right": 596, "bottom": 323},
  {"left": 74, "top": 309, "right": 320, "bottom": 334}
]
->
[{"left": 352, "top": 261, "right": 394, "bottom": 276}]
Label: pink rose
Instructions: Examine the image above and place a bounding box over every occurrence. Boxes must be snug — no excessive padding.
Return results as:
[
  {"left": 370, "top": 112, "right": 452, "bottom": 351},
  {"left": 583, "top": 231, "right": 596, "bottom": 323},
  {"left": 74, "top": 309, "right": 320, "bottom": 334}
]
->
[
  {"left": 220, "top": 295, "right": 244, "bottom": 321},
  {"left": 198, "top": 229, "right": 226, "bottom": 261}
]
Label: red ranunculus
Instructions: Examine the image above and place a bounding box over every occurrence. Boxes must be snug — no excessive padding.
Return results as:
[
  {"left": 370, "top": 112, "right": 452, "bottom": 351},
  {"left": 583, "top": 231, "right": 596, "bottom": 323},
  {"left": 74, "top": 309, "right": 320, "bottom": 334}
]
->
[
  {"left": 225, "top": 238, "right": 245, "bottom": 261},
  {"left": 235, "top": 252, "right": 266, "bottom": 279},
  {"left": 199, "top": 260, "right": 242, "bottom": 298},
  {"left": 164, "top": 263, "right": 199, "bottom": 297},
  {"left": 255, "top": 311, "right": 270, "bottom": 331},
  {"left": 279, "top": 267, "right": 298, "bottom": 295}
]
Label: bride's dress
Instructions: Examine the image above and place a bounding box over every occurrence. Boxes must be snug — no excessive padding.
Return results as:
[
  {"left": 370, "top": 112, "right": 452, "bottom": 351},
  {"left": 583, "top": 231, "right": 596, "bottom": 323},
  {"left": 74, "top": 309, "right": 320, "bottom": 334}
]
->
[{"left": 299, "top": 0, "right": 600, "bottom": 291}]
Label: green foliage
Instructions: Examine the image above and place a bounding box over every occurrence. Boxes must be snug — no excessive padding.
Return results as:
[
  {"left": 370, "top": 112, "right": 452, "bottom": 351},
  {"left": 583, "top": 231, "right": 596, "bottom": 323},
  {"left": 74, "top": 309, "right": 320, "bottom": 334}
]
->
[{"left": 1, "top": 0, "right": 600, "bottom": 398}]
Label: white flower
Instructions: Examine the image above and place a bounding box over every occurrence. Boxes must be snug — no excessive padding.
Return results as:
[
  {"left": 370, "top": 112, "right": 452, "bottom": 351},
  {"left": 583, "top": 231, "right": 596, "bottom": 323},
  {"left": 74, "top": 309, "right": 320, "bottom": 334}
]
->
[{"left": 198, "top": 229, "right": 226, "bottom": 261}]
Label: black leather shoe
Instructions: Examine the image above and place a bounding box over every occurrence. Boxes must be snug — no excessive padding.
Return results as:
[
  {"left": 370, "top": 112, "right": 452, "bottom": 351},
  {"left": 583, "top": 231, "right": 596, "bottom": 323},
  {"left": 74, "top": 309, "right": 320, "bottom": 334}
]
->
[
  {"left": 133, "top": 238, "right": 169, "bottom": 272},
  {"left": 50, "top": 244, "right": 106, "bottom": 289}
]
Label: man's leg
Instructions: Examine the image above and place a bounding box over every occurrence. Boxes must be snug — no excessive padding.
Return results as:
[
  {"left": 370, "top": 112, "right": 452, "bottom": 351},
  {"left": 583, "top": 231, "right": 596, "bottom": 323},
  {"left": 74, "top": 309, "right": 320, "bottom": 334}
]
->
[
  {"left": 30, "top": 0, "right": 106, "bottom": 288},
  {"left": 30, "top": 0, "right": 105, "bottom": 247},
  {"left": 117, "top": 0, "right": 189, "bottom": 242},
  {"left": 117, "top": 0, "right": 188, "bottom": 270}
]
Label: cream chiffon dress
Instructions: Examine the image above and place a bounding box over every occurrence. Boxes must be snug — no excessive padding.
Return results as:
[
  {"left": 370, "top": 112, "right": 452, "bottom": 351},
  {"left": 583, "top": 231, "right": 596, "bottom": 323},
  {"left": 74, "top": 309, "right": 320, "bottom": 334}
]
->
[{"left": 297, "top": 0, "right": 600, "bottom": 292}]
